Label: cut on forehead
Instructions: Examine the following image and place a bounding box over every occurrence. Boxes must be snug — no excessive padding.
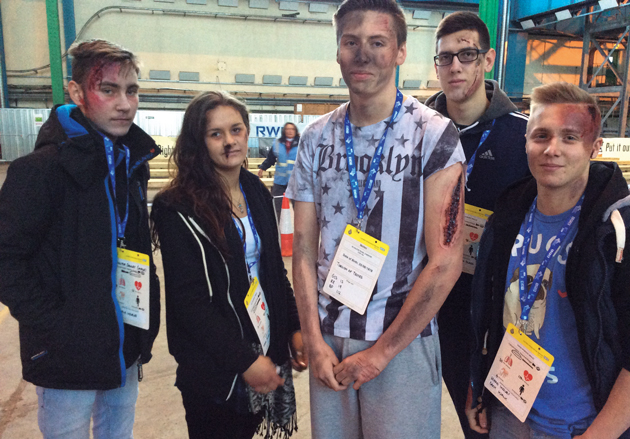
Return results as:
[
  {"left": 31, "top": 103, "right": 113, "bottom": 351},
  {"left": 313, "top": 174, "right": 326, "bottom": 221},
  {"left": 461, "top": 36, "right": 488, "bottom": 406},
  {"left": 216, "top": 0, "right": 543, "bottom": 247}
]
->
[
  {"left": 334, "top": 0, "right": 407, "bottom": 46},
  {"left": 85, "top": 61, "right": 138, "bottom": 90},
  {"left": 338, "top": 10, "right": 394, "bottom": 35},
  {"left": 435, "top": 29, "right": 481, "bottom": 53},
  {"left": 528, "top": 103, "right": 599, "bottom": 141}
]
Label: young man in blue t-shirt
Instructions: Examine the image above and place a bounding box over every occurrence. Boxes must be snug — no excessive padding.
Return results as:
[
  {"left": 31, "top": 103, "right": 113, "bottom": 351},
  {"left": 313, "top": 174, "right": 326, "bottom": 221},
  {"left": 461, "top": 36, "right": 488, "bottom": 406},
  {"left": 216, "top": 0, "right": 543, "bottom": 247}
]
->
[{"left": 467, "top": 82, "right": 630, "bottom": 438}]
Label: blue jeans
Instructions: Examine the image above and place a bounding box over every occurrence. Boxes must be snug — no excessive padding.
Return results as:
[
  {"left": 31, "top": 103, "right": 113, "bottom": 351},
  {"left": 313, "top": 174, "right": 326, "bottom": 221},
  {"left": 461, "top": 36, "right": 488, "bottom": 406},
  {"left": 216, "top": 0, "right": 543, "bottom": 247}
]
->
[
  {"left": 36, "top": 361, "right": 139, "bottom": 439},
  {"left": 490, "top": 404, "right": 586, "bottom": 439}
]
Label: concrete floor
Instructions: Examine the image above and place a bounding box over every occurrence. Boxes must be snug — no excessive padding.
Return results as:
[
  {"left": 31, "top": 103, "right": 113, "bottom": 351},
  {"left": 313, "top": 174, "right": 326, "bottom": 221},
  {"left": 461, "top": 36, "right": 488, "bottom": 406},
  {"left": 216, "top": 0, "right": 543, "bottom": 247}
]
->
[{"left": 0, "top": 161, "right": 464, "bottom": 438}]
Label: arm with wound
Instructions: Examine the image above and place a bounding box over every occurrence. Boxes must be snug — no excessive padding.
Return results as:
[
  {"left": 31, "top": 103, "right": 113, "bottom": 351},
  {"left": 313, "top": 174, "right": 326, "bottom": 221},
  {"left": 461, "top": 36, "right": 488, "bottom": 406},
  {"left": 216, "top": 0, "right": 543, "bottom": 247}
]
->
[{"left": 373, "top": 163, "right": 465, "bottom": 364}]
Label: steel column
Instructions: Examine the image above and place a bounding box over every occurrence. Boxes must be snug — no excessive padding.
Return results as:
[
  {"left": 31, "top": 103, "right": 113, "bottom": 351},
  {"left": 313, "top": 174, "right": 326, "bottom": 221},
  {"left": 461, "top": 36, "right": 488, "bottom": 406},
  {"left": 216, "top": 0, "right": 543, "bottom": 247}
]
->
[
  {"left": 45, "top": 0, "right": 65, "bottom": 105},
  {"left": 61, "top": 0, "right": 76, "bottom": 78},
  {"left": 0, "top": 5, "right": 10, "bottom": 108},
  {"left": 617, "top": 27, "right": 630, "bottom": 137},
  {"left": 479, "top": 0, "right": 499, "bottom": 79}
]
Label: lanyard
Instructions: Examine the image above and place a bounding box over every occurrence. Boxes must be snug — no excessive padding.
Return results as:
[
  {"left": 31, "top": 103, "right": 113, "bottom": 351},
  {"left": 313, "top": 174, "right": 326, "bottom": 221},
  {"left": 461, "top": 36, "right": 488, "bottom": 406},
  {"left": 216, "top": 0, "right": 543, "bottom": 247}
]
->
[
  {"left": 103, "top": 136, "right": 130, "bottom": 242},
  {"left": 232, "top": 183, "right": 260, "bottom": 280},
  {"left": 518, "top": 195, "right": 584, "bottom": 330},
  {"left": 465, "top": 119, "right": 495, "bottom": 183},
  {"left": 344, "top": 89, "right": 403, "bottom": 227}
]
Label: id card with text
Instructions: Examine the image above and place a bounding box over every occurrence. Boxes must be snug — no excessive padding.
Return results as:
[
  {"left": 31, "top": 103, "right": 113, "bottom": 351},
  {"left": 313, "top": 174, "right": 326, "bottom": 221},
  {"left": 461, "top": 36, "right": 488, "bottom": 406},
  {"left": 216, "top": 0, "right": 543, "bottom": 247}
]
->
[
  {"left": 484, "top": 323, "right": 554, "bottom": 422},
  {"left": 463, "top": 204, "right": 492, "bottom": 274},
  {"left": 115, "top": 248, "right": 150, "bottom": 330},
  {"left": 244, "top": 277, "right": 271, "bottom": 355},
  {"left": 323, "top": 225, "right": 389, "bottom": 315}
]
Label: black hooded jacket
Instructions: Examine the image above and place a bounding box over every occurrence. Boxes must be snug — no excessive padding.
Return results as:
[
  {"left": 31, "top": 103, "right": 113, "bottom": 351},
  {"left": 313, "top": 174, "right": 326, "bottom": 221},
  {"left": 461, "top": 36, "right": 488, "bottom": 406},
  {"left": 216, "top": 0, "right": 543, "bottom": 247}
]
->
[
  {"left": 470, "top": 162, "right": 630, "bottom": 437},
  {"left": 151, "top": 169, "right": 300, "bottom": 400},
  {"left": 0, "top": 105, "right": 160, "bottom": 390}
]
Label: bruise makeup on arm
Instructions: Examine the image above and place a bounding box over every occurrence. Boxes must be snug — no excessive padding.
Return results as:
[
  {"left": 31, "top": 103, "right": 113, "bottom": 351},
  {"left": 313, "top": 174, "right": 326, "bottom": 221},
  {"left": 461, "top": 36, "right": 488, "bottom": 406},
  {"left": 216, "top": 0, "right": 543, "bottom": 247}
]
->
[{"left": 442, "top": 169, "right": 464, "bottom": 247}]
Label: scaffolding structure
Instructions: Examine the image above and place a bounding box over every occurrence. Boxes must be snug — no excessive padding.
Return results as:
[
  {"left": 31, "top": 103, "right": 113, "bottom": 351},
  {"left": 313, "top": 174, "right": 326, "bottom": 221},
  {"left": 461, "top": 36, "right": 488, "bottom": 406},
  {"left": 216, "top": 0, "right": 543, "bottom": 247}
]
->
[{"left": 578, "top": 4, "right": 630, "bottom": 137}]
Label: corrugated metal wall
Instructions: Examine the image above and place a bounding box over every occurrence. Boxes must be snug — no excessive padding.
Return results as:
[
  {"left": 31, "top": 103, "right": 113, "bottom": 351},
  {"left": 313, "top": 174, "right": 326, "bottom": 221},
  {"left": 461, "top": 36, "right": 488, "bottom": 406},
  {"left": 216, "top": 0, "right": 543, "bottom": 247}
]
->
[
  {"left": 0, "top": 109, "right": 320, "bottom": 161},
  {"left": 0, "top": 109, "right": 52, "bottom": 161}
]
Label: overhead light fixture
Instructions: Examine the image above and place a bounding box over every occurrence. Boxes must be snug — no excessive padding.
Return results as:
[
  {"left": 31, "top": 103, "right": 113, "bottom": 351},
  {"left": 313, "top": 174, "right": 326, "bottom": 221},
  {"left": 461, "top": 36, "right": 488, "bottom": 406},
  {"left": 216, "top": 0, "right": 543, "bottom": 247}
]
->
[
  {"left": 521, "top": 19, "right": 535, "bottom": 30},
  {"left": 412, "top": 10, "right": 431, "bottom": 20},
  {"left": 599, "top": 0, "right": 618, "bottom": 10},
  {"left": 555, "top": 9, "right": 572, "bottom": 21}
]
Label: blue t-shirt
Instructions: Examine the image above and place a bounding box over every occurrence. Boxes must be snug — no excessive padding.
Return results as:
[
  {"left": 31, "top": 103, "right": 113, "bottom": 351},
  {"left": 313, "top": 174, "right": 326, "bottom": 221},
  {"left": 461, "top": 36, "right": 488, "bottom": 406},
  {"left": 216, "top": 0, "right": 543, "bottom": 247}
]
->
[{"left": 504, "top": 206, "right": 597, "bottom": 437}]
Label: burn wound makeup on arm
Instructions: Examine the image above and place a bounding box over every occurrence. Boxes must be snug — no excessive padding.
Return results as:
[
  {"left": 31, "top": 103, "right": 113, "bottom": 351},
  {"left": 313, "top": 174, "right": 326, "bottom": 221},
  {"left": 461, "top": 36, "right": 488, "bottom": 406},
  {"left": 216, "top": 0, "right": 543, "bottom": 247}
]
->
[{"left": 441, "top": 169, "right": 464, "bottom": 248}]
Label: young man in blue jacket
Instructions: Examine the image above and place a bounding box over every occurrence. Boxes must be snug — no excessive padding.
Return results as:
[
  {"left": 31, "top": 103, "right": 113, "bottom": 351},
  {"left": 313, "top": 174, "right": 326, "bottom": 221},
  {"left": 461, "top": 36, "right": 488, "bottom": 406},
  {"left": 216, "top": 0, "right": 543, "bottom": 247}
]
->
[
  {"left": 0, "top": 40, "right": 160, "bottom": 439},
  {"left": 468, "top": 82, "right": 630, "bottom": 438},
  {"left": 425, "top": 12, "right": 530, "bottom": 438}
]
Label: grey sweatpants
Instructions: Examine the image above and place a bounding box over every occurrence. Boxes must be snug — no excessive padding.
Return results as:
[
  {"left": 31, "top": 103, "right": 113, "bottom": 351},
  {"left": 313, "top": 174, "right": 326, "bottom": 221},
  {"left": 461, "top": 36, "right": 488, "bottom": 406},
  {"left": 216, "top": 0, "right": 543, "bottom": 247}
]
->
[{"left": 309, "top": 332, "right": 442, "bottom": 439}]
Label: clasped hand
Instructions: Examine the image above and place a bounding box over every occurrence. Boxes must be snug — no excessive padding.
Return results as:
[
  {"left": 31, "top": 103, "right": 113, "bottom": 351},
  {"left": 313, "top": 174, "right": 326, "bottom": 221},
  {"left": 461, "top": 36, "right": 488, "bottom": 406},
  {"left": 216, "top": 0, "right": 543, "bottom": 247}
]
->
[{"left": 333, "top": 347, "right": 389, "bottom": 390}]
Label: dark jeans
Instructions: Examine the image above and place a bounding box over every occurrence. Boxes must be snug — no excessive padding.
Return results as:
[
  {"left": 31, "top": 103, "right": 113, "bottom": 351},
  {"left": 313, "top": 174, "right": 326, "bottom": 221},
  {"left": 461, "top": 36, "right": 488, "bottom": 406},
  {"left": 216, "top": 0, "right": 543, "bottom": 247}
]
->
[
  {"left": 439, "top": 275, "right": 489, "bottom": 439},
  {"left": 180, "top": 389, "right": 262, "bottom": 439}
]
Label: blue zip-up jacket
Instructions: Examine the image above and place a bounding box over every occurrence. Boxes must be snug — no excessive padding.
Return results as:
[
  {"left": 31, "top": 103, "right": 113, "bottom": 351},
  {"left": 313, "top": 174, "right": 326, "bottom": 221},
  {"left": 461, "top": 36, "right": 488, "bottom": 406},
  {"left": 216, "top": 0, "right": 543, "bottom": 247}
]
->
[
  {"left": 0, "top": 105, "right": 161, "bottom": 390},
  {"left": 470, "top": 162, "right": 630, "bottom": 437}
]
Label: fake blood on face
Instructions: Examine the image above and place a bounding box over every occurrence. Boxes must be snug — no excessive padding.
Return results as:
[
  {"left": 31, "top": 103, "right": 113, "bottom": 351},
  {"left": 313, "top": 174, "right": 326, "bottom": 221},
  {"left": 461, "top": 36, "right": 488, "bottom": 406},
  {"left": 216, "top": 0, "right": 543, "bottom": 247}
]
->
[{"left": 77, "top": 62, "right": 139, "bottom": 141}]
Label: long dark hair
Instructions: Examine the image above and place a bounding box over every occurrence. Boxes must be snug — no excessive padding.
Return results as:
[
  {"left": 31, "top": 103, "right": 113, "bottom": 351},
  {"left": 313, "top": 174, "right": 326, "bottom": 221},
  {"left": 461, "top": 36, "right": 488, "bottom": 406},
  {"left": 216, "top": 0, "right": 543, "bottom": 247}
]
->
[
  {"left": 278, "top": 122, "right": 300, "bottom": 144},
  {"left": 152, "top": 91, "right": 250, "bottom": 254}
]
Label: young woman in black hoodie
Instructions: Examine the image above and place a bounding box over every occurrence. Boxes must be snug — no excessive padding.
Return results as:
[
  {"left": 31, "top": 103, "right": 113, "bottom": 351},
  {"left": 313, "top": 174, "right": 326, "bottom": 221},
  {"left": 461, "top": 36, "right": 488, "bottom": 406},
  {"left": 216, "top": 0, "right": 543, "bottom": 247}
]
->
[{"left": 152, "top": 91, "right": 306, "bottom": 439}]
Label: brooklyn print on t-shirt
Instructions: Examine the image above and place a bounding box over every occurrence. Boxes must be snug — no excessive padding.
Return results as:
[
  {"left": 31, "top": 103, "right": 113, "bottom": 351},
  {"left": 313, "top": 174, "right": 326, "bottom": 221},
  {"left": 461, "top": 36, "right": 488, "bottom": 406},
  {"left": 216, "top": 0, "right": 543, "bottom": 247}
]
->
[{"left": 287, "top": 96, "right": 465, "bottom": 341}]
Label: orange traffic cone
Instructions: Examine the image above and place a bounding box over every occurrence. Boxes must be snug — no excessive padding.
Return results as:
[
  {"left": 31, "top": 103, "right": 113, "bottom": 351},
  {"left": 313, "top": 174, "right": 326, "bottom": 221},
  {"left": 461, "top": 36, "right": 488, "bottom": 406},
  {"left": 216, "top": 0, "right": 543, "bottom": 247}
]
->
[{"left": 280, "top": 193, "right": 293, "bottom": 257}]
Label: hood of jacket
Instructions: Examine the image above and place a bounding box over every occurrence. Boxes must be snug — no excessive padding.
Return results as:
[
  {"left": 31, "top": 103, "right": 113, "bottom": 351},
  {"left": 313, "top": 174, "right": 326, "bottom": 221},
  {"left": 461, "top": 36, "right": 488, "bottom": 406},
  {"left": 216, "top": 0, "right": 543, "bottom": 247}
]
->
[
  {"left": 34, "top": 104, "right": 160, "bottom": 188},
  {"left": 425, "top": 80, "right": 518, "bottom": 131}
]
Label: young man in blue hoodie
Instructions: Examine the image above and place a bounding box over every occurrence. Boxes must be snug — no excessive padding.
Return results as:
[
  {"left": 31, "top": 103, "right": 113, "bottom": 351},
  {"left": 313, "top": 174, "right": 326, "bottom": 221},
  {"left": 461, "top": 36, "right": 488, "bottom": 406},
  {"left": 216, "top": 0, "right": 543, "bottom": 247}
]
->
[{"left": 0, "top": 40, "right": 160, "bottom": 439}]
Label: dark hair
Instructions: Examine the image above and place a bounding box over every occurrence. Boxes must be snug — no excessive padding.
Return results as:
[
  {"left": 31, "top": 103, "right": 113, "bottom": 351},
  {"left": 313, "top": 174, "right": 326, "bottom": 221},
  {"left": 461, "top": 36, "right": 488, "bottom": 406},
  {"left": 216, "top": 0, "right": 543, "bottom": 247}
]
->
[
  {"left": 279, "top": 122, "right": 300, "bottom": 143},
  {"left": 435, "top": 11, "right": 491, "bottom": 52},
  {"left": 334, "top": 0, "right": 407, "bottom": 47},
  {"left": 152, "top": 91, "right": 250, "bottom": 254},
  {"left": 530, "top": 82, "right": 602, "bottom": 140},
  {"left": 69, "top": 39, "right": 140, "bottom": 88}
]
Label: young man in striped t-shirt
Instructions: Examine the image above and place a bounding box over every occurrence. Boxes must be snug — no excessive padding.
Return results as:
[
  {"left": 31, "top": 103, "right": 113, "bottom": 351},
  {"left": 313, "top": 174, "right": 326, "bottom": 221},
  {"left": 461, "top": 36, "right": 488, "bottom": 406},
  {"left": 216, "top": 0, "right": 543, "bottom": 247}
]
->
[{"left": 287, "top": 0, "right": 466, "bottom": 436}]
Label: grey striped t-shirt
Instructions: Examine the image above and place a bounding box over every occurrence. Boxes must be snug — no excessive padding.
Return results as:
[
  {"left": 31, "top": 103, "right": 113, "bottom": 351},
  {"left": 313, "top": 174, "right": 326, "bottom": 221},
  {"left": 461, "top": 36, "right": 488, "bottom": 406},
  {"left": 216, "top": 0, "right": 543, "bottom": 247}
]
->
[{"left": 286, "top": 96, "right": 465, "bottom": 341}]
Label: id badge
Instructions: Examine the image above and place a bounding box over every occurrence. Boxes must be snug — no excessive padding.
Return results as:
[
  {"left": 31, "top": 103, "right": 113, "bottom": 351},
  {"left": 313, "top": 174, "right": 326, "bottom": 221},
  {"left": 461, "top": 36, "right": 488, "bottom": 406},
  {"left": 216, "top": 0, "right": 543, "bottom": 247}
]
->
[
  {"left": 323, "top": 225, "right": 389, "bottom": 315},
  {"left": 484, "top": 323, "right": 554, "bottom": 422},
  {"left": 244, "top": 277, "right": 271, "bottom": 355},
  {"left": 115, "top": 248, "right": 150, "bottom": 330},
  {"left": 462, "top": 204, "right": 492, "bottom": 274}
]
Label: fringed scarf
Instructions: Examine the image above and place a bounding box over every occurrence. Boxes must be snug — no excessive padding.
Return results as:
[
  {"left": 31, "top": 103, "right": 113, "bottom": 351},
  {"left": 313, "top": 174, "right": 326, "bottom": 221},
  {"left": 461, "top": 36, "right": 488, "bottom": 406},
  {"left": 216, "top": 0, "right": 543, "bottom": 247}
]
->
[{"left": 247, "top": 344, "right": 298, "bottom": 439}]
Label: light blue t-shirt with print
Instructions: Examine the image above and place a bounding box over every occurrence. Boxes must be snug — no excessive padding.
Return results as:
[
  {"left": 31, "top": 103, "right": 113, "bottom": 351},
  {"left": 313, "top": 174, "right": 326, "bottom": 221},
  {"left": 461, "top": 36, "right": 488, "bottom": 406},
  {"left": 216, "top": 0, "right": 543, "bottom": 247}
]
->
[{"left": 504, "top": 206, "right": 597, "bottom": 438}]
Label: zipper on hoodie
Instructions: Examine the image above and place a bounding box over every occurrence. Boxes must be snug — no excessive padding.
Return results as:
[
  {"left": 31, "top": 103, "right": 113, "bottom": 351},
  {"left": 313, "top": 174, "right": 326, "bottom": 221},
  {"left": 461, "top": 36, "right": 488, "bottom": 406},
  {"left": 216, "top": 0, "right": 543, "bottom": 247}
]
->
[
  {"left": 104, "top": 177, "right": 127, "bottom": 387},
  {"left": 185, "top": 216, "right": 244, "bottom": 401},
  {"left": 138, "top": 356, "right": 144, "bottom": 382}
]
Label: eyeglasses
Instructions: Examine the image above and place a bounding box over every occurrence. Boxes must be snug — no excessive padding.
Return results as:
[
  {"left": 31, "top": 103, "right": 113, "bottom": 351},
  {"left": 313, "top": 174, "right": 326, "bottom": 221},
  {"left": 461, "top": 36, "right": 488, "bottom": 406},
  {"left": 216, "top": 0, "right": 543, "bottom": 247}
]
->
[{"left": 434, "top": 48, "right": 489, "bottom": 67}]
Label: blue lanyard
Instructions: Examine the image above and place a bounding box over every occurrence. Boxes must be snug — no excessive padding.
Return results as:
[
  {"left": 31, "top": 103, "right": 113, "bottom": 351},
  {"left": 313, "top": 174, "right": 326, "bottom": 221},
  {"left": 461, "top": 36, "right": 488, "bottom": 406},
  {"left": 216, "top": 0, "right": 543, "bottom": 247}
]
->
[
  {"left": 103, "top": 136, "right": 130, "bottom": 241},
  {"left": 518, "top": 195, "right": 584, "bottom": 330},
  {"left": 465, "top": 119, "right": 495, "bottom": 182},
  {"left": 232, "top": 183, "right": 260, "bottom": 279},
  {"left": 344, "top": 90, "right": 403, "bottom": 226}
]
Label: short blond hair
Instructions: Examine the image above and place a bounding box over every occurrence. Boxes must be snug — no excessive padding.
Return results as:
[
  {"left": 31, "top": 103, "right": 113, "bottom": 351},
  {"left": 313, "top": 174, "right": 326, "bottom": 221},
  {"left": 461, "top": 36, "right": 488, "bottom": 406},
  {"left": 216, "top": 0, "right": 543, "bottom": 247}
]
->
[{"left": 530, "top": 82, "right": 601, "bottom": 140}]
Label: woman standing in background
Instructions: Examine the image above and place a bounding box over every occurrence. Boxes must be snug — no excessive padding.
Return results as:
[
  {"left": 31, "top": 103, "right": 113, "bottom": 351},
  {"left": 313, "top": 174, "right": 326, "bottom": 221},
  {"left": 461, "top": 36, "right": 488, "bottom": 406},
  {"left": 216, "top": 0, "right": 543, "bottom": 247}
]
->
[{"left": 257, "top": 122, "right": 300, "bottom": 221}]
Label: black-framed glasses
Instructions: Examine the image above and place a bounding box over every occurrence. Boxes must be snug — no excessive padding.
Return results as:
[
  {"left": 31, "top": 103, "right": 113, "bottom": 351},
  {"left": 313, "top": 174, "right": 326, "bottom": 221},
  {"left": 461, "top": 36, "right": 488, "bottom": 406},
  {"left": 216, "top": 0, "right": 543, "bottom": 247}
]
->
[{"left": 434, "top": 48, "right": 489, "bottom": 66}]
